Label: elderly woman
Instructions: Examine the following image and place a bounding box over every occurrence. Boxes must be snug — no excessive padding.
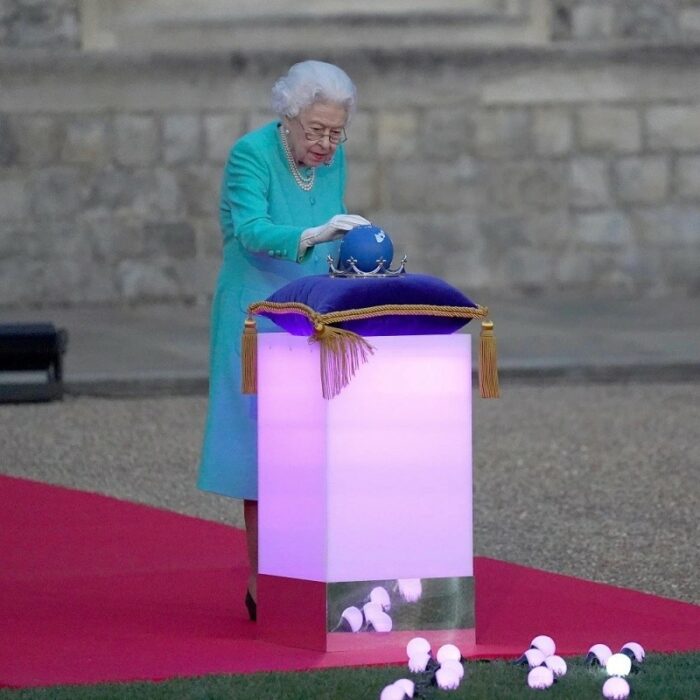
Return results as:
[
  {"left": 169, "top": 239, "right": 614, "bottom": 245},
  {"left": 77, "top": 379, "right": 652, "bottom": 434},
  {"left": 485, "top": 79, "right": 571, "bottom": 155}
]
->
[{"left": 197, "top": 60, "right": 367, "bottom": 621}]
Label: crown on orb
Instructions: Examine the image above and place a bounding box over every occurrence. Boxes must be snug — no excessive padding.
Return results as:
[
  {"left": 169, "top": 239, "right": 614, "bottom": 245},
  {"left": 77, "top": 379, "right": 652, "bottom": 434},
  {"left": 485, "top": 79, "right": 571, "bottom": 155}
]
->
[{"left": 327, "top": 254, "right": 408, "bottom": 278}]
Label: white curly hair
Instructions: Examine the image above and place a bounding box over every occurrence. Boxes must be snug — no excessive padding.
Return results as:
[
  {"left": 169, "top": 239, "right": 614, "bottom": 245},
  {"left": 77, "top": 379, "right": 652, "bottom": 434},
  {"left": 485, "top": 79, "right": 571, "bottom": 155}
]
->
[{"left": 271, "top": 60, "right": 357, "bottom": 121}]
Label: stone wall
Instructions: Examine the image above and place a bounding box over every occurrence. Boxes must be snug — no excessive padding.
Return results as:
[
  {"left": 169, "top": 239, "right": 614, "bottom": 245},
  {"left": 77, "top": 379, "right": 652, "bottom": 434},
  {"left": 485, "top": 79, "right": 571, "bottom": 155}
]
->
[
  {"left": 551, "top": 0, "right": 700, "bottom": 41},
  {"left": 0, "top": 0, "right": 79, "bottom": 48},
  {"left": 1, "top": 46, "right": 700, "bottom": 305}
]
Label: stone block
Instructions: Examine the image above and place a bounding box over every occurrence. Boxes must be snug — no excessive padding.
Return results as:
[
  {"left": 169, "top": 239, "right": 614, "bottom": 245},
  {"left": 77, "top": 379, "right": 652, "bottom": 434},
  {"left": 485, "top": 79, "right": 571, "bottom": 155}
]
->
[
  {"left": 385, "top": 157, "right": 479, "bottom": 213},
  {"left": 377, "top": 112, "right": 418, "bottom": 159},
  {"left": 420, "top": 107, "right": 474, "bottom": 160},
  {"left": 61, "top": 116, "right": 109, "bottom": 164},
  {"left": 632, "top": 207, "right": 700, "bottom": 245},
  {"left": 86, "top": 166, "right": 133, "bottom": 212},
  {"left": 30, "top": 166, "right": 86, "bottom": 219},
  {"left": 614, "top": 156, "right": 669, "bottom": 204},
  {"left": 117, "top": 259, "right": 181, "bottom": 302},
  {"left": 4, "top": 0, "right": 80, "bottom": 49},
  {"left": 171, "top": 257, "right": 218, "bottom": 302},
  {"left": 343, "top": 111, "right": 374, "bottom": 161},
  {"left": 475, "top": 109, "right": 531, "bottom": 159},
  {"left": 572, "top": 4, "right": 615, "bottom": 39},
  {"left": 143, "top": 222, "right": 196, "bottom": 259},
  {"left": 79, "top": 212, "right": 145, "bottom": 262},
  {"left": 11, "top": 115, "right": 60, "bottom": 165},
  {"left": 0, "top": 116, "right": 19, "bottom": 166},
  {"left": 680, "top": 8, "right": 700, "bottom": 34},
  {"left": 481, "top": 160, "right": 567, "bottom": 212},
  {"left": 502, "top": 246, "right": 555, "bottom": 292},
  {"left": 578, "top": 107, "right": 641, "bottom": 153},
  {"left": 676, "top": 155, "right": 700, "bottom": 200},
  {"left": 532, "top": 108, "right": 572, "bottom": 156},
  {"left": 0, "top": 175, "right": 29, "bottom": 220},
  {"left": 163, "top": 114, "right": 202, "bottom": 165},
  {"left": 345, "top": 160, "right": 378, "bottom": 213},
  {"left": 33, "top": 258, "right": 79, "bottom": 304},
  {"left": 646, "top": 106, "right": 700, "bottom": 150},
  {"left": 0, "top": 223, "right": 26, "bottom": 258},
  {"left": 572, "top": 210, "right": 634, "bottom": 247},
  {"left": 569, "top": 157, "right": 611, "bottom": 209},
  {"left": 205, "top": 113, "right": 246, "bottom": 163},
  {"left": 661, "top": 246, "right": 700, "bottom": 294},
  {"left": 554, "top": 245, "right": 645, "bottom": 290},
  {"left": 128, "top": 168, "right": 183, "bottom": 219},
  {"left": 24, "top": 219, "right": 87, "bottom": 261},
  {"left": 0, "top": 259, "right": 44, "bottom": 306},
  {"left": 177, "top": 165, "right": 221, "bottom": 218},
  {"left": 481, "top": 210, "right": 570, "bottom": 250},
  {"left": 193, "top": 217, "right": 222, "bottom": 258},
  {"left": 616, "top": 2, "right": 678, "bottom": 40},
  {"left": 114, "top": 114, "right": 159, "bottom": 166}
]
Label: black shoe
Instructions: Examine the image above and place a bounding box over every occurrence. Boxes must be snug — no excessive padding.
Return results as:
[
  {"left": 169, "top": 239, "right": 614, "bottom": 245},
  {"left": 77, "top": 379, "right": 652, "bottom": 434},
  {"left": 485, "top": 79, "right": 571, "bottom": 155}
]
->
[{"left": 245, "top": 589, "right": 257, "bottom": 621}]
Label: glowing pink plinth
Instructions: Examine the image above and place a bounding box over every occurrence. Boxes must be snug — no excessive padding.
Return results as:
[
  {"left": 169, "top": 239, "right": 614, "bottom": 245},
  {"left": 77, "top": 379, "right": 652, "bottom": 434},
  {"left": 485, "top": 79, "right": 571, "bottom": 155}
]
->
[{"left": 258, "top": 334, "right": 472, "bottom": 583}]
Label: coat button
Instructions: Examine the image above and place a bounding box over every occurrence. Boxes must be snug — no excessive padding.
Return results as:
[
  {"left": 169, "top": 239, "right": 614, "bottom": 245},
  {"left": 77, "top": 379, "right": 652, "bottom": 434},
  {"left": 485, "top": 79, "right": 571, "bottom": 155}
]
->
[{"left": 309, "top": 196, "right": 316, "bottom": 205}]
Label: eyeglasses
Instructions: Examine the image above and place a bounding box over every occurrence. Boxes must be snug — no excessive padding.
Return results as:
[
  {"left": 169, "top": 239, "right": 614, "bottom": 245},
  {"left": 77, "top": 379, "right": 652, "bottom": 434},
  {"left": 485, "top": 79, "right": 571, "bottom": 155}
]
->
[{"left": 297, "top": 118, "right": 347, "bottom": 145}]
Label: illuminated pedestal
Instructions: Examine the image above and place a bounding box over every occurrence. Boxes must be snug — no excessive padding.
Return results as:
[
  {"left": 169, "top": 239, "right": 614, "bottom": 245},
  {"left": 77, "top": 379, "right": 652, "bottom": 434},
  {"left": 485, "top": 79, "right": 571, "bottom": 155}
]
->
[{"left": 257, "top": 334, "right": 473, "bottom": 651}]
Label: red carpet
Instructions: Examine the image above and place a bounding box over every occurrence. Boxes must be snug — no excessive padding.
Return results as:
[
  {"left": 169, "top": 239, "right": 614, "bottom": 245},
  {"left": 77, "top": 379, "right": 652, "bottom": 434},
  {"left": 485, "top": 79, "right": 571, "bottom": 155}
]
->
[{"left": 1, "top": 475, "right": 698, "bottom": 688}]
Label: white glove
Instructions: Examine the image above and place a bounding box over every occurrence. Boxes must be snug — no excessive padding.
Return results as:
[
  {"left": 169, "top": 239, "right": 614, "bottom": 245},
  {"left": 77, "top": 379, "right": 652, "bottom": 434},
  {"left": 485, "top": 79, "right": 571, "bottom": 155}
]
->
[{"left": 300, "top": 214, "right": 371, "bottom": 248}]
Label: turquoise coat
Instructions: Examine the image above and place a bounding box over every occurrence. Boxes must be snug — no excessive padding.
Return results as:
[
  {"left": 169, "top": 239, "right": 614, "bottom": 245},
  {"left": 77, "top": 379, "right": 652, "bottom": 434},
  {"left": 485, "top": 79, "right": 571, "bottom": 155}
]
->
[{"left": 197, "top": 121, "right": 346, "bottom": 500}]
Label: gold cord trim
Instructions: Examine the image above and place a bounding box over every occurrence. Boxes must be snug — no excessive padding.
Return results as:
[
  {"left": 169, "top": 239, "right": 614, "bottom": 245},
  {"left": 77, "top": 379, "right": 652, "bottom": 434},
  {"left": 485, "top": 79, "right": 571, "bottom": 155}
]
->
[
  {"left": 244, "top": 300, "right": 497, "bottom": 400},
  {"left": 249, "top": 300, "right": 489, "bottom": 325}
]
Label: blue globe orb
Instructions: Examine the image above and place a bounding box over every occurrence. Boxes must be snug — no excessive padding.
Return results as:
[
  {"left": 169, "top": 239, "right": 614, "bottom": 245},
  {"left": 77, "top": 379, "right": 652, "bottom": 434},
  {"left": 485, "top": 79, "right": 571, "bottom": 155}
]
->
[{"left": 337, "top": 224, "right": 394, "bottom": 272}]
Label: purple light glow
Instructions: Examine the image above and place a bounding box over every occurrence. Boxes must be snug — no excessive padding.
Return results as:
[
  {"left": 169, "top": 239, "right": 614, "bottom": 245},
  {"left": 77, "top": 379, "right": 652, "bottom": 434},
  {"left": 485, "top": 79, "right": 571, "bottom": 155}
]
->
[
  {"left": 258, "top": 334, "right": 473, "bottom": 584},
  {"left": 531, "top": 634, "right": 556, "bottom": 657},
  {"left": 527, "top": 666, "right": 554, "bottom": 689},
  {"left": 602, "top": 677, "right": 630, "bottom": 700}
]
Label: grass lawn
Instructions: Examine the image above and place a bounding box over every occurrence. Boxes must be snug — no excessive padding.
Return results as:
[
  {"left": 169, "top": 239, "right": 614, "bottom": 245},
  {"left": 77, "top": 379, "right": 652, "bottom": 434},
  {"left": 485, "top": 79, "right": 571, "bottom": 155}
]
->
[{"left": 1, "top": 653, "right": 698, "bottom": 699}]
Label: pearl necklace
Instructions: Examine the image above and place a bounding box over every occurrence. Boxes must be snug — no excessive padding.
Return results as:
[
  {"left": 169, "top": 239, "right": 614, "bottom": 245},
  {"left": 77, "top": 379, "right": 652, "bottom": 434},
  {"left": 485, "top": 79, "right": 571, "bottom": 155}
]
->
[{"left": 279, "top": 125, "right": 315, "bottom": 191}]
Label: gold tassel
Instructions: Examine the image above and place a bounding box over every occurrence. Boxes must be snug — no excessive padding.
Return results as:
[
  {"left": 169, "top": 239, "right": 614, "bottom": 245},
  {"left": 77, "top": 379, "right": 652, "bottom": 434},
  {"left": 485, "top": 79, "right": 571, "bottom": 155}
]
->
[
  {"left": 479, "top": 320, "right": 500, "bottom": 399},
  {"left": 241, "top": 316, "right": 257, "bottom": 394},
  {"left": 310, "top": 323, "right": 374, "bottom": 400}
]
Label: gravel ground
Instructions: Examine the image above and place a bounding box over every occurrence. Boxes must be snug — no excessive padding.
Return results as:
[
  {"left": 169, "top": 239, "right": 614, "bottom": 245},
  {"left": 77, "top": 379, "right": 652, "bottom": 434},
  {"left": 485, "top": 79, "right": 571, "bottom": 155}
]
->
[{"left": 1, "top": 380, "right": 698, "bottom": 604}]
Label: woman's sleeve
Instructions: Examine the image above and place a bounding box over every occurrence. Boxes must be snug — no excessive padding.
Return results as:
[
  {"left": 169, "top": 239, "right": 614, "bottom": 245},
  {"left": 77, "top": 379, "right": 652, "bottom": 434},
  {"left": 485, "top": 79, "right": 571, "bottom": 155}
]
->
[{"left": 223, "top": 138, "right": 307, "bottom": 263}]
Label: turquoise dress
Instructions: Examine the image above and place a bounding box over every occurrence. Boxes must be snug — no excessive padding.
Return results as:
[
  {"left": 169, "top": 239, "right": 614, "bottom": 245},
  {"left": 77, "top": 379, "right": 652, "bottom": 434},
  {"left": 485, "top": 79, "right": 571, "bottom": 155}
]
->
[{"left": 198, "top": 121, "right": 346, "bottom": 500}]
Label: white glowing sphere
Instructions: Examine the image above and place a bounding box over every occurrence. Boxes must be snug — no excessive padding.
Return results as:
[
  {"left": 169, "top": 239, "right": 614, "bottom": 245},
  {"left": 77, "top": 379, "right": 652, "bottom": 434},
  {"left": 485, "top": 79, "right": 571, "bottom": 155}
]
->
[
  {"left": 392, "top": 678, "right": 415, "bottom": 698},
  {"left": 606, "top": 653, "right": 632, "bottom": 677},
  {"left": 370, "top": 611, "right": 393, "bottom": 633},
  {"left": 435, "top": 667, "right": 461, "bottom": 690},
  {"left": 602, "top": 677, "right": 630, "bottom": 700},
  {"left": 408, "top": 652, "right": 430, "bottom": 673},
  {"left": 340, "top": 606, "right": 363, "bottom": 633},
  {"left": 530, "top": 635, "right": 556, "bottom": 657},
  {"left": 588, "top": 643, "right": 613, "bottom": 666},
  {"left": 363, "top": 601, "right": 384, "bottom": 625},
  {"left": 522, "top": 648, "right": 546, "bottom": 668},
  {"left": 544, "top": 655, "right": 567, "bottom": 677},
  {"left": 527, "top": 666, "right": 554, "bottom": 690},
  {"left": 397, "top": 578, "right": 423, "bottom": 603},
  {"left": 370, "top": 586, "right": 392, "bottom": 611},
  {"left": 380, "top": 683, "right": 407, "bottom": 700},
  {"left": 621, "top": 642, "right": 645, "bottom": 663},
  {"left": 406, "top": 637, "right": 431, "bottom": 659},
  {"left": 440, "top": 659, "right": 465, "bottom": 680},
  {"left": 436, "top": 643, "right": 462, "bottom": 664}
]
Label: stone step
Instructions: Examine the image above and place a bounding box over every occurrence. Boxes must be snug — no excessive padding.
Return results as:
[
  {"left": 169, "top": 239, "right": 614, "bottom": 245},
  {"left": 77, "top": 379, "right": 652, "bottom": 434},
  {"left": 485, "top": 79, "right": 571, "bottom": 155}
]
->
[{"left": 83, "top": 1, "right": 550, "bottom": 51}]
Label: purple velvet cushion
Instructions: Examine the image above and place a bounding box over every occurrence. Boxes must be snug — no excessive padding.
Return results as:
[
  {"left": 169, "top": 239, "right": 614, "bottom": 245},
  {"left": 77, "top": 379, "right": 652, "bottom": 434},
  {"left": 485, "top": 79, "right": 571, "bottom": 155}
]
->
[{"left": 257, "top": 274, "right": 479, "bottom": 336}]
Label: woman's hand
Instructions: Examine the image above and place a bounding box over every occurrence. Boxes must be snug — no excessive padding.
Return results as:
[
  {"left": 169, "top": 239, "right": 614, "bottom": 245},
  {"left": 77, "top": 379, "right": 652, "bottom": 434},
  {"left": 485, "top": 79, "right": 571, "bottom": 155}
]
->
[{"left": 300, "top": 214, "right": 370, "bottom": 248}]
